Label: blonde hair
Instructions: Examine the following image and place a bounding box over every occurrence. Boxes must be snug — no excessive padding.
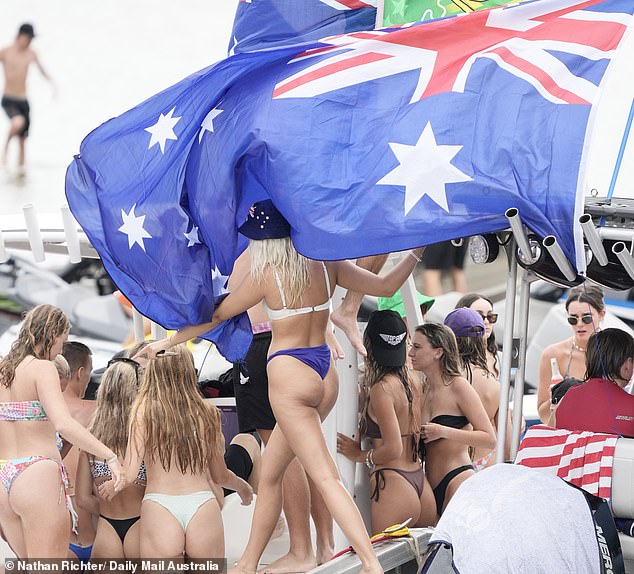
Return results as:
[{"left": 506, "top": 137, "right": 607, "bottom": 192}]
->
[
  {"left": 89, "top": 361, "right": 140, "bottom": 456},
  {"left": 0, "top": 304, "right": 70, "bottom": 388},
  {"left": 129, "top": 345, "right": 223, "bottom": 474},
  {"left": 54, "top": 355, "right": 71, "bottom": 381},
  {"left": 249, "top": 237, "right": 311, "bottom": 308}
]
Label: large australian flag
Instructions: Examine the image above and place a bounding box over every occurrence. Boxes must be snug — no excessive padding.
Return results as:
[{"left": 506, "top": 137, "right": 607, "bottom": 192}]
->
[{"left": 66, "top": 0, "right": 634, "bottom": 361}]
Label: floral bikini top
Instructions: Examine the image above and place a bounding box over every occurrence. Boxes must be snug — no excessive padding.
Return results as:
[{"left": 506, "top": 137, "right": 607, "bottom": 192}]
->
[{"left": 0, "top": 400, "right": 48, "bottom": 421}]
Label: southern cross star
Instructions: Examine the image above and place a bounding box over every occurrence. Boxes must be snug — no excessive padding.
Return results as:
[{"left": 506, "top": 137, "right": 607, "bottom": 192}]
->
[
  {"left": 145, "top": 107, "right": 181, "bottom": 154},
  {"left": 118, "top": 204, "right": 152, "bottom": 251},
  {"left": 199, "top": 108, "right": 224, "bottom": 143}
]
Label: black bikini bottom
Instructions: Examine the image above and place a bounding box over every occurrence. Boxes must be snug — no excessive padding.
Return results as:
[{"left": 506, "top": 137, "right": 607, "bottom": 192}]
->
[
  {"left": 432, "top": 465, "right": 473, "bottom": 515},
  {"left": 370, "top": 466, "right": 425, "bottom": 502},
  {"left": 99, "top": 514, "right": 140, "bottom": 543}
]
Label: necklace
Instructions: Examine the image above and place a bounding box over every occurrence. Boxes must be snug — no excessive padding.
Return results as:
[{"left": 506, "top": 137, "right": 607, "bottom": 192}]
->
[{"left": 573, "top": 340, "right": 586, "bottom": 353}]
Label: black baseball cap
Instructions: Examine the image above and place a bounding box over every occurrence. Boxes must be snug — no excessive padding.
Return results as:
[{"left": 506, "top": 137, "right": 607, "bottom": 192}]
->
[
  {"left": 365, "top": 310, "right": 408, "bottom": 368},
  {"left": 18, "top": 23, "right": 35, "bottom": 38}
]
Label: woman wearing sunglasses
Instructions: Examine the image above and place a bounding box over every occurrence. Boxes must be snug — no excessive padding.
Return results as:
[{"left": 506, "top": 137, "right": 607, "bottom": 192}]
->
[
  {"left": 455, "top": 294, "right": 500, "bottom": 378},
  {"left": 537, "top": 284, "right": 605, "bottom": 423}
]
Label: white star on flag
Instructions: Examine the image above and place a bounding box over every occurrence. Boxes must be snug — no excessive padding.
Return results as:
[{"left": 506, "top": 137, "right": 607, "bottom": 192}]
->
[
  {"left": 198, "top": 108, "right": 224, "bottom": 143},
  {"left": 184, "top": 226, "right": 201, "bottom": 247},
  {"left": 145, "top": 107, "right": 181, "bottom": 154},
  {"left": 118, "top": 205, "right": 152, "bottom": 251},
  {"left": 211, "top": 265, "right": 229, "bottom": 295},
  {"left": 378, "top": 122, "right": 472, "bottom": 214}
]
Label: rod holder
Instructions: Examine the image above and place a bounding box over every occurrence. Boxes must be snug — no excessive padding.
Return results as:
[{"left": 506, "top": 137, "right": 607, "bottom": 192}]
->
[
  {"left": 613, "top": 242, "right": 634, "bottom": 281},
  {"left": 132, "top": 308, "right": 145, "bottom": 343},
  {"left": 151, "top": 321, "right": 167, "bottom": 340},
  {"left": 579, "top": 214, "right": 608, "bottom": 267},
  {"left": 60, "top": 205, "right": 82, "bottom": 264},
  {"left": 505, "top": 208, "right": 535, "bottom": 264},
  {"left": 542, "top": 236, "right": 576, "bottom": 281},
  {"left": 0, "top": 229, "right": 7, "bottom": 264},
  {"left": 22, "top": 204, "right": 45, "bottom": 262}
]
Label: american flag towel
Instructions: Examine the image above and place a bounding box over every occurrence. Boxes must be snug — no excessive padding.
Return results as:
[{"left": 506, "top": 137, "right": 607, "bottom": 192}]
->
[{"left": 515, "top": 425, "right": 617, "bottom": 501}]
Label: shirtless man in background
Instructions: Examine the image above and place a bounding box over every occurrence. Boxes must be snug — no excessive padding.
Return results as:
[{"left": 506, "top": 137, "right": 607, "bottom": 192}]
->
[{"left": 0, "top": 23, "right": 54, "bottom": 175}]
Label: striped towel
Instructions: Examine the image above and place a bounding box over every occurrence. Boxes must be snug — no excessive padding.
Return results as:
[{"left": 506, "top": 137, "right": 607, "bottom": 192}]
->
[{"left": 515, "top": 424, "right": 617, "bottom": 501}]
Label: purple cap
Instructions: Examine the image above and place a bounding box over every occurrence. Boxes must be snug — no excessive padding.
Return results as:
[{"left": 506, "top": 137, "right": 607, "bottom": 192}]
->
[{"left": 444, "top": 308, "right": 485, "bottom": 338}]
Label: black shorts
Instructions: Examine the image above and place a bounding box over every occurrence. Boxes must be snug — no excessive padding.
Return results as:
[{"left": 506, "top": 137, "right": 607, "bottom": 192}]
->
[
  {"left": 1, "top": 95, "right": 30, "bottom": 137},
  {"left": 233, "top": 331, "right": 276, "bottom": 433},
  {"left": 223, "top": 443, "right": 253, "bottom": 497},
  {"left": 422, "top": 240, "right": 467, "bottom": 271}
]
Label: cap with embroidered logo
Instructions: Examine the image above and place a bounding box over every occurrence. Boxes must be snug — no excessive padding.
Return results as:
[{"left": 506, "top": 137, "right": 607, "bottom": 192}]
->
[
  {"left": 365, "top": 310, "right": 408, "bottom": 368},
  {"left": 238, "top": 199, "right": 291, "bottom": 240}
]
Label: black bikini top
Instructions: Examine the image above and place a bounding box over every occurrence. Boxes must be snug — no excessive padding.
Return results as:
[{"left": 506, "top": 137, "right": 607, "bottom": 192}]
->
[{"left": 430, "top": 414, "right": 470, "bottom": 429}]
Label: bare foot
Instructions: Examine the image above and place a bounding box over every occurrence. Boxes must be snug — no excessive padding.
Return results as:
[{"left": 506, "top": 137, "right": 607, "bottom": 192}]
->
[
  {"left": 316, "top": 542, "right": 334, "bottom": 565},
  {"left": 271, "top": 514, "right": 286, "bottom": 540},
  {"left": 360, "top": 562, "right": 384, "bottom": 574},
  {"left": 330, "top": 305, "right": 366, "bottom": 356},
  {"left": 259, "top": 552, "right": 317, "bottom": 574},
  {"left": 229, "top": 563, "right": 257, "bottom": 574}
]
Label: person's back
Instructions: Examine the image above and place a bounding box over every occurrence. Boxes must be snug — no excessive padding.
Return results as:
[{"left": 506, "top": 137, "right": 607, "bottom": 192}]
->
[
  {"left": 555, "top": 378, "right": 634, "bottom": 437},
  {"left": 123, "top": 345, "right": 251, "bottom": 558},
  {"left": 556, "top": 328, "right": 634, "bottom": 438},
  {"left": 0, "top": 39, "right": 36, "bottom": 99}
]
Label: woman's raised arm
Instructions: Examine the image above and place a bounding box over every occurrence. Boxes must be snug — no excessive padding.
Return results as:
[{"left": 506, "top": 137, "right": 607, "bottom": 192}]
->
[{"left": 330, "top": 248, "right": 425, "bottom": 298}]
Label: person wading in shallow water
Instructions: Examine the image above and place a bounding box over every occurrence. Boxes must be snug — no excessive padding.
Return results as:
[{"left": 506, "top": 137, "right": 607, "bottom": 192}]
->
[{"left": 0, "top": 23, "right": 55, "bottom": 176}]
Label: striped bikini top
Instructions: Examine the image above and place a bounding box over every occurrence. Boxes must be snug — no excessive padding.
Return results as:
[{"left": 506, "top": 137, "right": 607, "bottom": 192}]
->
[
  {"left": 89, "top": 456, "right": 147, "bottom": 486},
  {"left": 0, "top": 400, "right": 48, "bottom": 421},
  {"left": 264, "top": 262, "right": 332, "bottom": 321}
]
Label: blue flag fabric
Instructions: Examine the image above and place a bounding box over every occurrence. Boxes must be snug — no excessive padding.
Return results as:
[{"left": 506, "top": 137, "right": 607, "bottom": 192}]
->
[
  {"left": 229, "top": 0, "right": 377, "bottom": 54},
  {"left": 66, "top": 0, "right": 633, "bottom": 361}
]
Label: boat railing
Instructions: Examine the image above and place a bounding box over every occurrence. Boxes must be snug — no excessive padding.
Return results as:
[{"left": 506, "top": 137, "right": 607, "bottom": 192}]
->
[{"left": 307, "top": 528, "right": 435, "bottom": 574}]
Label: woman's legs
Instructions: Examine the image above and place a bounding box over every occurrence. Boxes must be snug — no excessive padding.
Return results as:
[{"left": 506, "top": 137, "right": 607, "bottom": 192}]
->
[
  {"left": 139, "top": 499, "right": 185, "bottom": 558},
  {"left": 234, "top": 425, "right": 300, "bottom": 572},
  {"left": 185, "top": 499, "right": 224, "bottom": 559},
  {"left": 268, "top": 359, "right": 381, "bottom": 573},
  {"left": 369, "top": 471, "right": 425, "bottom": 535},
  {"left": 89, "top": 518, "right": 125, "bottom": 559},
  {"left": 9, "top": 459, "right": 70, "bottom": 557},
  {"left": 308, "top": 478, "right": 334, "bottom": 564}
]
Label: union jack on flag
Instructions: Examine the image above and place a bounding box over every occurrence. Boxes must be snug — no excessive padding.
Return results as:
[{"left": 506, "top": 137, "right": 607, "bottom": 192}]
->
[
  {"left": 274, "top": 0, "right": 627, "bottom": 104},
  {"left": 66, "top": 0, "right": 633, "bottom": 360}
]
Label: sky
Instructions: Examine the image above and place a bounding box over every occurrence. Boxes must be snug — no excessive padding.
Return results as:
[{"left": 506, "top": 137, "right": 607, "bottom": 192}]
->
[{"left": 0, "top": 0, "right": 237, "bottom": 212}]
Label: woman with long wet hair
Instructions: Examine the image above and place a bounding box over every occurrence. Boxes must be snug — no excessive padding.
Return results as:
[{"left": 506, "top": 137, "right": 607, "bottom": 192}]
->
[
  {"left": 119, "top": 345, "right": 252, "bottom": 558},
  {"left": 337, "top": 310, "right": 436, "bottom": 533},
  {"left": 140, "top": 199, "right": 426, "bottom": 574},
  {"left": 0, "top": 304, "right": 123, "bottom": 558},
  {"left": 76, "top": 358, "right": 146, "bottom": 558},
  {"left": 408, "top": 323, "right": 495, "bottom": 515}
]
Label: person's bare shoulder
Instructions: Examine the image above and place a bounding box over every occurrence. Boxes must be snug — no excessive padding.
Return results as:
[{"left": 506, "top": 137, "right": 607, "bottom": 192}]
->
[{"left": 541, "top": 339, "right": 569, "bottom": 359}]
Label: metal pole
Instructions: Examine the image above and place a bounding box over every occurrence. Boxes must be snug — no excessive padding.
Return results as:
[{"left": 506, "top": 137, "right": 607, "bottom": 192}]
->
[
  {"left": 510, "top": 269, "right": 532, "bottom": 460},
  {"left": 151, "top": 321, "right": 167, "bottom": 340},
  {"left": 496, "top": 241, "right": 518, "bottom": 464},
  {"left": 331, "top": 285, "right": 361, "bottom": 548},
  {"left": 132, "top": 308, "right": 145, "bottom": 343}
]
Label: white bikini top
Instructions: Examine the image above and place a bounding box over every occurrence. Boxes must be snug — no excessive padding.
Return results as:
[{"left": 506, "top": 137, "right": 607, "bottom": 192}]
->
[{"left": 264, "top": 262, "right": 332, "bottom": 321}]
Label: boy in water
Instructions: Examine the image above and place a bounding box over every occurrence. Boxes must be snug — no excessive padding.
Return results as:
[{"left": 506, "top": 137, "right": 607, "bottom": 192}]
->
[{"left": 0, "top": 23, "right": 54, "bottom": 175}]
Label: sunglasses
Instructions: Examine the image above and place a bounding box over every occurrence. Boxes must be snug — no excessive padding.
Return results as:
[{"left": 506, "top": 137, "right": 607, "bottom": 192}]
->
[
  {"left": 476, "top": 312, "right": 498, "bottom": 324},
  {"left": 567, "top": 314, "right": 594, "bottom": 326},
  {"left": 107, "top": 356, "right": 142, "bottom": 370}
]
